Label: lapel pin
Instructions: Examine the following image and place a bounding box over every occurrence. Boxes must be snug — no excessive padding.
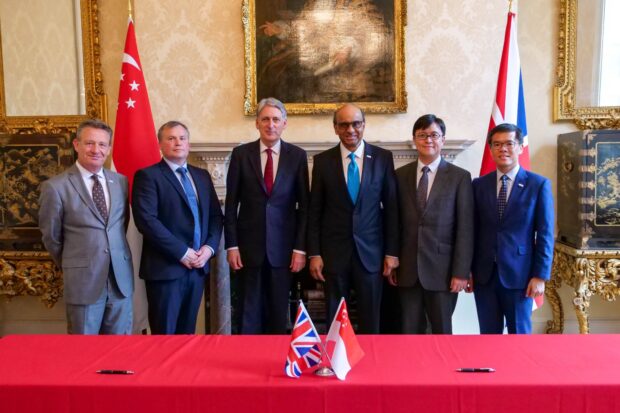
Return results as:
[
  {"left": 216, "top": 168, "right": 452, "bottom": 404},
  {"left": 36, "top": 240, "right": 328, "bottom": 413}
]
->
[
  {"left": 518, "top": 183, "right": 524, "bottom": 188},
  {"left": 366, "top": 154, "right": 372, "bottom": 159}
]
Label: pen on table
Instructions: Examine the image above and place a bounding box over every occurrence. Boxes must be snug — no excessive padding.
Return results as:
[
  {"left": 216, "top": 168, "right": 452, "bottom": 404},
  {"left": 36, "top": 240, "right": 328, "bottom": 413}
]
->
[
  {"left": 96, "top": 370, "right": 134, "bottom": 375},
  {"left": 456, "top": 368, "right": 495, "bottom": 373}
]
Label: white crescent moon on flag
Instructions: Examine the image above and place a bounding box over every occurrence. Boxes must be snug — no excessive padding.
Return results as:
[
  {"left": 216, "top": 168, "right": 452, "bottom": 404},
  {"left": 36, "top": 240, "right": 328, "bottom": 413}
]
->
[{"left": 122, "top": 53, "right": 141, "bottom": 71}]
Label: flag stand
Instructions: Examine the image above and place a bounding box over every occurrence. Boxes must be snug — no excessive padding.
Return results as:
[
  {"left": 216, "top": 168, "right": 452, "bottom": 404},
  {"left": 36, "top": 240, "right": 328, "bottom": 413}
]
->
[{"left": 314, "top": 366, "right": 335, "bottom": 377}]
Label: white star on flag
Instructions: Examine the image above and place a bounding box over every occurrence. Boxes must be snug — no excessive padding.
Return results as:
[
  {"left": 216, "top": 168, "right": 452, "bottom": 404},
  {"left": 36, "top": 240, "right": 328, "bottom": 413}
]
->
[
  {"left": 126, "top": 98, "right": 136, "bottom": 108},
  {"left": 129, "top": 81, "right": 140, "bottom": 91},
  {"left": 120, "top": 73, "right": 125, "bottom": 81}
]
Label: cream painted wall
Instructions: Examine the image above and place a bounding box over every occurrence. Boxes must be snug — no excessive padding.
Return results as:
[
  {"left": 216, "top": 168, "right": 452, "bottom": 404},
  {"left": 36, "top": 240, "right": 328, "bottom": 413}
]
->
[{"left": 4, "top": 0, "right": 619, "bottom": 335}]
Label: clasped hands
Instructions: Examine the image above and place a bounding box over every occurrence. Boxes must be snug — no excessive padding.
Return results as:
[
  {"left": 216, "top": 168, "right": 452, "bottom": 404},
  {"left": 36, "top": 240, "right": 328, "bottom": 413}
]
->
[{"left": 180, "top": 246, "right": 212, "bottom": 269}]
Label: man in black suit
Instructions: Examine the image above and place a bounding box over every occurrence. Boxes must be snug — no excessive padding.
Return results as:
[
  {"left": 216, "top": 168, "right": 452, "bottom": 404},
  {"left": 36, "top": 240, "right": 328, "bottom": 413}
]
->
[
  {"left": 132, "top": 120, "right": 223, "bottom": 334},
  {"left": 393, "top": 114, "right": 474, "bottom": 334},
  {"left": 308, "top": 104, "right": 399, "bottom": 334},
  {"left": 225, "top": 97, "right": 309, "bottom": 334}
]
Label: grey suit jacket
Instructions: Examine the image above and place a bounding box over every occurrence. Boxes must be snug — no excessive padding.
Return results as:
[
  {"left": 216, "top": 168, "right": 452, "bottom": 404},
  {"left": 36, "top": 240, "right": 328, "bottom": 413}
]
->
[
  {"left": 39, "top": 164, "right": 134, "bottom": 305},
  {"left": 396, "top": 159, "right": 474, "bottom": 290}
]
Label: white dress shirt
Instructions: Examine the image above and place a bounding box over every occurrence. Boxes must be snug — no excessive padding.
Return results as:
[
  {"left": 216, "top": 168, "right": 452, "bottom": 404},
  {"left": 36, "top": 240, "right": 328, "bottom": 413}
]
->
[
  {"left": 260, "top": 139, "right": 281, "bottom": 183},
  {"left": 340, "top": 140, "right": 365, "bottom": 184},
  {"left": 75, "top": 161, "right": 110, "bottom": 212},
  {"left": 416, "top": 156, "right": 442, "bottom": 199},
  {"left": 496, "top": 165, "right": 520, "bottom": 200}
]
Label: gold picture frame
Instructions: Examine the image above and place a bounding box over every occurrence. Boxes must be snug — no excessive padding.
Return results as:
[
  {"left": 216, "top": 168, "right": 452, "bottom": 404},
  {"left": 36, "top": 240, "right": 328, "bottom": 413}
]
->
[
  {"left": 553, "top": 0, "right": 620, "bottom": 129},
  {"left": 243, "top": 0, "right": 407, "bottom": 115}
]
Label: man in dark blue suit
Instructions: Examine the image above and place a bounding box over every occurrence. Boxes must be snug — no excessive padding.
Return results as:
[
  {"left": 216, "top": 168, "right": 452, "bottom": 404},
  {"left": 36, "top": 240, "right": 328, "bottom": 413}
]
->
[
  {"left": 225, "top": 98, "right": 309, "bottom": 334},
  {"left": 132, "top": 121, "right": 223, "bottom": 334},
  {"left": 308, "top": 104, "right": 399, "bottom": 334},
  {"left": 472, "top": 123, "right": 554, "bottom": 334}
]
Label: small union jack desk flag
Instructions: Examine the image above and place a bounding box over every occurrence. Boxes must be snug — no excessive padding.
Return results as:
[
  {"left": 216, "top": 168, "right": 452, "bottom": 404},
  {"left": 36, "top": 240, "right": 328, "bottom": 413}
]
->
[{"left": 284, "top": 300, "right": 323, "bottom": 378}]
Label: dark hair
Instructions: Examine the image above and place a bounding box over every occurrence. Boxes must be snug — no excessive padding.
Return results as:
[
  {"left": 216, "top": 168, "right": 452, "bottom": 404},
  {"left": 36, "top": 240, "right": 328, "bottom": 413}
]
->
[
  {"left": 333, "top": 104, "right": 366, "bottom": 125},
  {"left": 486, "top": 123, "right": 523, "bottom": 146},
  {"left": 157, "top": 120, "right": 190, "bottom": 142},
  {"left": 412, "top": 114, "right": 445, "bottom": 136},
  {"left": 76, "top": 119, "right": 113, "bottom": 142}
]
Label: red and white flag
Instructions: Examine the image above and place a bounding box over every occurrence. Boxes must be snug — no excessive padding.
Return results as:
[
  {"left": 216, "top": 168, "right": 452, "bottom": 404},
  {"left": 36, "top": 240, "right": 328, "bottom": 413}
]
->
[
  {"left": 325, "top": 298, "right": 364, "bottom": 380},
  {"left": 112, "top": 17, "right": 161, "bottom": 332},
  {"left": 480, "top": 10, "right": 541, "bottom": 311}
]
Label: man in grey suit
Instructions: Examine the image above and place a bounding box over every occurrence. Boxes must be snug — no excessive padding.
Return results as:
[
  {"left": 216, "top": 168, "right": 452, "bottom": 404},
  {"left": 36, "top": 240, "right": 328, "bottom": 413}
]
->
[
  {"left": 392, "top": 114, "right": 474, "bottom": 334},
  {"left": 39, "top": 119, "right": 134, "bottom": 334}
]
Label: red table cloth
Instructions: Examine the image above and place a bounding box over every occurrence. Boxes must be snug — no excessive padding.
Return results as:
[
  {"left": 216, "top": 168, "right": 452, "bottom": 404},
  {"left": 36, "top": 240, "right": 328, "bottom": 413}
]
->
[{"left": 0, "top": 334, "right": 618, "bottom": 413}]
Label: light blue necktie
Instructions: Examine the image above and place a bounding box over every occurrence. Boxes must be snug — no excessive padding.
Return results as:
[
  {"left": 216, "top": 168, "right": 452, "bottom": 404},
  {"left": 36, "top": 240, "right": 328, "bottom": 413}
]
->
[
  {"left": 347, "top": 152, "right": 360, "bottom": 203},
  {"left": 176, "top": 167, "right": 201, "bottom": 250}
]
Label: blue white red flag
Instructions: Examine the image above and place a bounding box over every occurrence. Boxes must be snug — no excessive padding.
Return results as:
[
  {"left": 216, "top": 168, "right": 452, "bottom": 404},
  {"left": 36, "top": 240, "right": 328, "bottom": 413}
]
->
[
  {"left": 480, "top": 11, "right": 541, "bottom": 311},
  {"left": 284, "top": 301, "right": 323, "bottom": 378}
]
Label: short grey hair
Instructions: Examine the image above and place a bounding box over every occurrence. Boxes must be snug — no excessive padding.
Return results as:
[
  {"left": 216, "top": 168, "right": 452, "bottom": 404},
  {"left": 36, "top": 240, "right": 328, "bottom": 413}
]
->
[
  {"left": 157, "top": 120, "right": 190, "bottom": 142},
  {"left": 256, "top": 97, "right": 287, "bottom": 120},
  {"left": 76, "top": 119, "right": 113, "bottom": 142}
]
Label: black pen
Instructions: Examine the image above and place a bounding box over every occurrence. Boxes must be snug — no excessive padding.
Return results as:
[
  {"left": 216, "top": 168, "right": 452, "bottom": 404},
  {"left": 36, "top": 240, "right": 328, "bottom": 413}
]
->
[
  {"left": 96, "top": 370, "right": 134, "bottom": 375},
  {"left": 456, "top": 368, "right": 495, "bottom": 373}
]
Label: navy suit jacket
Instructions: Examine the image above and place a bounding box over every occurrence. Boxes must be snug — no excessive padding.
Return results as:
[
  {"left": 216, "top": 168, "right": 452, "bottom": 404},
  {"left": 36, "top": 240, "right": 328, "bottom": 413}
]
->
[
  {"left": 472, "top": 168, "right": 554, "bottom": 289},
  {"left": 224, "top": 139, "right": 309, "bottom": 268},
  {"left": 307, "top": 142, "right": 399, "bottom": 274},
  {"left": 132, "top": 159, "right": 223, "bottom": 281}
]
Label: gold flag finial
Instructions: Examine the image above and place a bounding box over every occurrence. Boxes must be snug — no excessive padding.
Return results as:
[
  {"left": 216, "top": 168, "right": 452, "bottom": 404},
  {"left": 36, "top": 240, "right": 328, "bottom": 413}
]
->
[
  {"left": 508, "top": 0, "right": 513, "bottom": 13},
  {"left": 128, "top": 0, "right": 133, "bottom": 19}
]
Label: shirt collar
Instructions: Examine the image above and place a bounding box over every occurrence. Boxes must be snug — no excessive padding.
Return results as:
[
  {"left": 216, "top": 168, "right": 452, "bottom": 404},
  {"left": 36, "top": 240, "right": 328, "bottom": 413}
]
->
[
  {"left": 340, "top": 140, "right": 365, "bottom": 160},
  {"left": 497, "top": 165, "right": 520, "bottom": 183},
  {"left": 163, "top": 157, "right": 188, "bottom": 172},
  {"left": 417, "top": 156, "right": 442, "bottom": 175},
  {"left": 260, "top": 139, "right": 281, "bottom": 155},
  {"left": 75, "top": 161, "right": 105, "bottom": 180}
]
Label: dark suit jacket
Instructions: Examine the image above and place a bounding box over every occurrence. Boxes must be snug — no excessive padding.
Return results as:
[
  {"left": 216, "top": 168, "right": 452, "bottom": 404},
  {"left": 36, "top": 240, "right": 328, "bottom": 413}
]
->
[
  {"left": 395, "top": 159, "right": 474, "bottom": 291},
  {"left": 224, "top": 139, "right": 309, "bottom": 268},
  {"left": 39, "top": 165, "right": 134, "bottom": 305},
  {"left": 307, "top": 142, "right": 399, "bottom": 274},
  {"left": 132, "top": 159, "right": 223, "bottom": 281},
  {"left": 472, "top": 168, "right": 554, "bottom": 288}
]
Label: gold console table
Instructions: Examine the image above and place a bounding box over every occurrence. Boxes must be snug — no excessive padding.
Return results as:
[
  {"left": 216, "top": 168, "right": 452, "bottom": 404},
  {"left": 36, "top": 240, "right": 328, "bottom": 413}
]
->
[{"left": 546, "top": 242, "right": 620, "bottom": 334}]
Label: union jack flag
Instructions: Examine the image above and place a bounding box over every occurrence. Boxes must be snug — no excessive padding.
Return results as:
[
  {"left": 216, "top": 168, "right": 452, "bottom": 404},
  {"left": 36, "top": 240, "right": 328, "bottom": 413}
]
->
[{"left": 284, "top": 301, "right": 323, "bottom": 378}]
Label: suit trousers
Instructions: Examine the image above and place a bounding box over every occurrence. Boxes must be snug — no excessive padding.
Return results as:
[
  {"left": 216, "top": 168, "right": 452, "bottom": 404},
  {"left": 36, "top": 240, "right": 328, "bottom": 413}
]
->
[
  {"left": 398, "top": 283, "right": 457, "bottom": 334},
  {"left": 474, "top": 265, "right": 533, "bottom": 334},
  {"left": 145, "top": 269, "right": 205, "bottom": 334},
  {"left": 238, "top": 257, "right": 292, "bottom": 334},
  {"left": 325, "top": 250, "right": 382, "bottom": 334},
  {"left": 65, "top": 267, "right": 132, "bottom": 335}
]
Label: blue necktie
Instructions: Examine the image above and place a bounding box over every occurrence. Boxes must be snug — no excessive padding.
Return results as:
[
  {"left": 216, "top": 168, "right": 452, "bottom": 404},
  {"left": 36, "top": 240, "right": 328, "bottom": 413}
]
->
[
  {"left": 177, "top": 167, "right": 201, "bottom": 250},
  {"left": 497, "top": 174, "right": 508, "bottom": 220},
  {"left": 347, "top": 152, "right": 360, "bottom": 203}
]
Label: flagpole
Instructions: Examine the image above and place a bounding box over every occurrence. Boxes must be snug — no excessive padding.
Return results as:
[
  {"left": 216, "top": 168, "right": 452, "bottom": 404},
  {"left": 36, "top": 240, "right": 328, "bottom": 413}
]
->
[
  {"left": 128, "top": 0, "right": 133, "bottom": 18},
  {"left": 508, "top": 0, "right": 513, "bottom": 13}
]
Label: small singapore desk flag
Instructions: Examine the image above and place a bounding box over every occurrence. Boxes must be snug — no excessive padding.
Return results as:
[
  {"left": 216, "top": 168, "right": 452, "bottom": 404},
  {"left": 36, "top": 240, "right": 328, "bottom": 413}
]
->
[
  {"left": 284, "top": 301, "right": 323, "bottom": 378},
  {"left": 325, "top": 298, "right": 365, "bottom": 380}
]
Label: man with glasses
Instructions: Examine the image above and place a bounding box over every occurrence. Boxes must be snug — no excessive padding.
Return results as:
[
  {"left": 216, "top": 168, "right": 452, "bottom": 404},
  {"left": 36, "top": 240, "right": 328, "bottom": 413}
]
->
[
  {"left": 392, "top": 114, "right": 474, "bottom": 334},
  {"left": 225, "top": 98, "right": 309, "bottom": 334},
  {"left": 39, "top": 119, "right": 134, "bottom": 334},
  {"left": 308, "top": 103, "right": 399, "bottom": 333},
  {"left": 472, "top": 123, "right": 554, "bottom": 334}
]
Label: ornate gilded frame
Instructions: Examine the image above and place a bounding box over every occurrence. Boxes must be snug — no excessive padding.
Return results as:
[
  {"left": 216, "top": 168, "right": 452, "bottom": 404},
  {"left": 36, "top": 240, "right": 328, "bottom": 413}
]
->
[
  {"left": 242, "top": 0, "right": 407, "bottom": 115},
  {"left": 553, "top": 0, "right": 620, "bottom": 129},
  {"left": 0, "top": 0, "right": 107, "bottom": 134}
]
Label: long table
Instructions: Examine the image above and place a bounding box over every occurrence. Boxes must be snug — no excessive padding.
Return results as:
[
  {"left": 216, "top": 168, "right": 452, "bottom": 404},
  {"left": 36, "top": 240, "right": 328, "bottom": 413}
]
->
[{"left": 1, "top": 334, "right": 619, "bottom": 413}]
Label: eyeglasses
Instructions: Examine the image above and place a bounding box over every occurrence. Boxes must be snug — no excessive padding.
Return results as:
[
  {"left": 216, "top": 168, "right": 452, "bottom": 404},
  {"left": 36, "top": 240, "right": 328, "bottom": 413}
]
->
[
  {"left": 335, "top": 121, "right": 364, "bottom": 130},
  {"left": 414, "top": 132, "right": 443, "bottom": 141},
  {"left": 491, "top": 140, "right": 518, "bottom": 150}
]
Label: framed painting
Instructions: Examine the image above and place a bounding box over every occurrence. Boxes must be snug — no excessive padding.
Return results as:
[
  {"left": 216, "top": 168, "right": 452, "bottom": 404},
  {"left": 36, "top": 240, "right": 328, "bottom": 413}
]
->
[{"left": 243, "top": 0, "right": 407, "bottom": 115}]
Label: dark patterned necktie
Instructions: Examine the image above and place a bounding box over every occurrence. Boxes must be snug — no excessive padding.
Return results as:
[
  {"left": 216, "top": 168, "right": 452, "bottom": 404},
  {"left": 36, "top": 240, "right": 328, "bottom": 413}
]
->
[
  {"left": 264, "top": 148, "right": 274, "bottom": 196},
  {"left": 497, "top": 174, "right": 508, "bottom": 220},
  {"left": 416, "top": 166, "right": 430, "bottom": 212},
  {"left": 91, "top": 174, "right": 108, "bottom": 222}
]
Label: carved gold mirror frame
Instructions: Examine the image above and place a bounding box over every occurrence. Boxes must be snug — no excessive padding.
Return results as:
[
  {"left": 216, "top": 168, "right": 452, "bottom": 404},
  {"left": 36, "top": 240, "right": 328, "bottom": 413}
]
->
[
  {"left": 242, "top": 0, "right": 407, "bottom": 115},
  {"left": 0, "top": 0, "right": 106, "bottom": 134},
  {"left": 553, "top": 0, "right": 620, "bottom": 129}
]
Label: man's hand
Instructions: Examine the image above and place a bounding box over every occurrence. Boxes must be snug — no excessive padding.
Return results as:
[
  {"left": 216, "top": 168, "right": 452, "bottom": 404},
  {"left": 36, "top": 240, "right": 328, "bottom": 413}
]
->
[
  {"left": 290, "top": 252, "right": 306, "bottom": 273},
  {"left": 309, "top": 257, "right": 325, "bottom": 282},
  {"left": 191, "top": 246, "right": 213, "bottom": 269},
  {"left": 450, "top": 276, "right": 468, "bottom": 293},
  {"left": 383, "top": 256, "right": 399, "bottom": 276},
  {"left": 227, "top": 249, "right": 243, "bottom": 271},
  {"left": 180, "top": 249, "right": 199, "bottom": 269},
  {"left": 526, "top": 277, "right": 545, "bottom": 298}
]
